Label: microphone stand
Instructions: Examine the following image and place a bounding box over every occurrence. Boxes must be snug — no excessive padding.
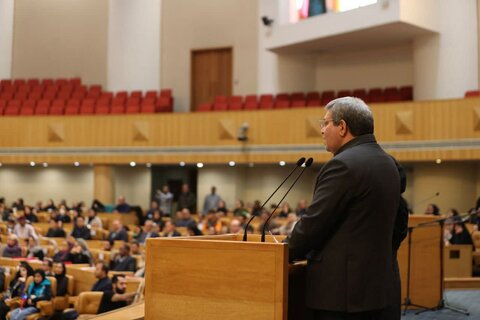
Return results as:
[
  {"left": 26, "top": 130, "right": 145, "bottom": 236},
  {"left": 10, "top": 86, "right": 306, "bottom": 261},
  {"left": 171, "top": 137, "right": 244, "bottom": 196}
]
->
[{"left": 412, "top": 212, "right": 475, "bottom": 316}]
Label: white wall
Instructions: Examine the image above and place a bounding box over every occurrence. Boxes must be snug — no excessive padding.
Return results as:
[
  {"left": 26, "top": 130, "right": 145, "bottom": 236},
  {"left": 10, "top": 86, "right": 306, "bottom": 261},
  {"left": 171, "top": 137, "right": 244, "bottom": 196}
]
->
[
  {"left": 0, "top": 0, "right": 14, "bottom": 79},
  {"left": 412, "top": 0, "right": 478, "bottom": 100},
  {"left": 114, "top": 166, "right": 151, "bottom": 209},
  {"left": 0, "top": 165, "right": 93, "bottom": 207},
  {"left": 107, "top": 0, "right": 161, "bottom": 92},
  {"left": 315, "top": 43, "right": 413, "bottom": 92}
]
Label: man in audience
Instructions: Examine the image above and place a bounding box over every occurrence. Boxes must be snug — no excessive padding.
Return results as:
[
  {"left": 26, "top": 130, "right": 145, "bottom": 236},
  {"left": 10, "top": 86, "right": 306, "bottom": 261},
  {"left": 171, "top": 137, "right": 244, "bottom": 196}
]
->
[
  {"left": 92, "top": 262, "right": 112, "bottom": 292},
  {"left": 178, "top": 183, "right": 196, "bottom": 213},
  {"left": 175, "top": 208, "right": 196, "bottom": 228},
  {"left": 155, "top": 185, "right": 173, "bottom": 217},
  {"left": 163, "top": 221, "right": 181, "bottom": 237},
  {"left": 70, "top": 216, "right": 92, "bottom": 240},
  {"left": 135, "top": 220, "right": 160, "bottom": 244},
  {"left": 97, "top": 275, "right": 136, "bottom": 315},
  {"left": 23, "top": 206, "right": 38, "bottom": 223},
  {"left": 114, "top": 196, "right": 131, "bottom": 214},
  {"left": 108, "top": 220, "right": 129, "bottom": 242},
  {"left": 203, "top": 186, "right": 222, "bottom": 215},
  {"left": 130, "top": 241, "right": 142, "bottom": 256},
  {"left": 228, "top": 218, "right": 242, "bottom": 234},
  {"left": 233, "top": 199, "right": 249, "bottom": 218},
  {"left": 86, "top": 208, "right": 103, "bottom": 229},
  {"left": 295, "top": 199, "right": 308, "bottom": 217},
  {"left": 145, "top": 200, "right": 160, "bottom": 221},
  {"left": 56, "top": 205, "right": 71, "bottom": 223},
  {"left": 2, "top": 234, "right": 22, "bottom": 258},
  {"left": 42, "top": 258, "right": 54, "bottom": 277},
  {"left": 46, "top": 219, "right": 66, "bottom": 238},
  {"left": 110, "top": 244, "right": 136, "bottom": 272},
  {"left": 13, "top": 215, "right": 38, "bottom": 241},
  {"left": 201, "top": 210, "right": 223, "bottom": 235}
]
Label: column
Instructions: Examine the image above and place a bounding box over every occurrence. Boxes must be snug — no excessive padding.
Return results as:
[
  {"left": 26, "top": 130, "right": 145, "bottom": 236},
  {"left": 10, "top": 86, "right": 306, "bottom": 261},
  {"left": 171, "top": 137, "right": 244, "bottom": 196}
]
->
[{"left": 94, "top": 165, "right": 114, "bottom": 204}]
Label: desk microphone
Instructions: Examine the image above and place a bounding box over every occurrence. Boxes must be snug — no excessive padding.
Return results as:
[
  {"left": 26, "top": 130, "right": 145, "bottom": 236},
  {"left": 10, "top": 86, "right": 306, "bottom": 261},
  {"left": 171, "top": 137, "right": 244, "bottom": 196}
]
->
[
  {"left": 242, "top": 157, "right": 306, "bottom": 241},
  {"left": 412, "top": 192, "right": 440, "bottom": 210},
  {"left": 261, "top": 157, "right": 313, "bottom": 242}
]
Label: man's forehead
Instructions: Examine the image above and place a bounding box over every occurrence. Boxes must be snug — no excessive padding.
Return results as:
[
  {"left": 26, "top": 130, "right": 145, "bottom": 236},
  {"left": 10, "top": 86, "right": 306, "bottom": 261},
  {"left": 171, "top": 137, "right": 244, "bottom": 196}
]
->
[{"left": 323, "top": 110, "right": 332, "bottom": 119}]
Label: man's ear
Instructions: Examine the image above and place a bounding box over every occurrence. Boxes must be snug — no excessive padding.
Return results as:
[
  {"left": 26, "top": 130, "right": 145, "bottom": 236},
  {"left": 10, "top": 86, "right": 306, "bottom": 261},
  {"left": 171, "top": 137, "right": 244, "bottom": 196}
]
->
[{"left": 339, "top": 120, "right": 348, "bottom": 137}]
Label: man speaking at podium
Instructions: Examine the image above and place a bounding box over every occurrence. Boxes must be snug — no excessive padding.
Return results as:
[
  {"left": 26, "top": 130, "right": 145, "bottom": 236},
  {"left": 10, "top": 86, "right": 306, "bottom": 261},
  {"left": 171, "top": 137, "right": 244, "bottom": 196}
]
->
[{"left": 286, "top": 97, "right": 401, "bottom": 320}]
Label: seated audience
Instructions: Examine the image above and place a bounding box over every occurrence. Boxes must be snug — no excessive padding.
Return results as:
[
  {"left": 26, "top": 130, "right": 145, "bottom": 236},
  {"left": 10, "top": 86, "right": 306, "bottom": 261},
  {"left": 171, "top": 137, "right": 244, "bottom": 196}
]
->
[
  {"left": 175, "top": 208, "right": 196, "bottom": 228},
  {"left": 425, "top": 203, "right": 440, "bottom": 216},
  {"left": 91, "top": 199, "right": 106, "bottom": 213},
  {"left": 103, "top": 240, "right": 114, "bottom": 252},
  {"left": 0, "top": 262, "right": 34, "bottom": 320},
  {"left": 163, "top": 221, "right": 181, "bottom": 237},
  {"left": 114, "top": 196, "right": 131, "bottom": 214},
  {"left": 277, "top": 202, "right": 293, "bottom": 218},
  {"left": 97, "top": 275, "right": 136, "bottom": 315},
  {"left": 130, "top": 241, "right": 142, "bottom": 256},
  {"left": 43, "top": 199, "right": 57, "bottom": 212},
  {"left": 67, "top": 242, "right": 90, "bottom": 264},
  {"left": 145, "top": 201, "right": 160, "bottom": 221},
  {"left": 275, "top": 213, "right": 298, "bottom": 236},
  {"left": 70, "top": 216, "right": 91, "bottom": 240},
  {"left": 201, "top": 210, "right": 223, "bottom": 235},
  {"left": 46, "top": 219, "right": 67, "bottom": 238},
  {"left": 151, "top": 209, "right": 164, "bottom": 227},
  {"left": 108, "top": 220, "right": 129, "bottom": 242},
  {"left": 110, "top": 244, "right": 136, "bottom": 272},
  {"left": 85, "top": 208, "right": 103, "bottom": 230},
  {"left": 216, "top": 200, "right": 228, "bottom": 215},
  {"left": 26, "top": 237, "right": 44, "bottom": 260},
  {"left": 23, "top": 206, "right": 38, "bottom": 223},
  {"left": 53, "top": 261, "right": 69, "bottom": 297},
  {"left": 12, "top": 198, "right": 25, "bottom": 212},
  {"left": 42, "top": 258, "right": 54, "bottom": 277},
  {"left": 2, "top": 234, "right": 22, "bottom": 258},
  {"left": 10, "top": 269, "right": 52, "bottom": 320},
  {"left": 295, "top": 199, "right": 308, "bottom": 217},
  {"left": 53, "top": 240, "right": 74, "bottom": 263},
  {"left": 56, "top": 206, "right": 71, "bottom": 223},
  {"left": 449, "top": 221, "right": 474, "bottom": 247},
  {"left": 233, "top": 199, "right": 249, "bottom": 218},
  {"left": 92, "top": 262, "right": 112, "bottom": 292},
  {"left": 228, "top": 218, "right": 242, "bottom": 234},
  {"left": 13, "top": 215, "right": 38, "bottom": 241},
  {"left": 0, "top": 203, "right": 11, "bottom": 222},
  {"left": 186, "top": 224, "right": 203, "bottom": 236},
  {"left": 135, "top": 220, "right": 160, "bottom": 244}
]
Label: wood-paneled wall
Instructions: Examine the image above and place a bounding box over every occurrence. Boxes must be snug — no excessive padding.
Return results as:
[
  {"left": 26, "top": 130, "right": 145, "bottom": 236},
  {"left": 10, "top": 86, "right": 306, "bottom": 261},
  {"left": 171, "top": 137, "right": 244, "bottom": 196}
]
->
[{"left": 0, "top": 98, "right": 479, "bottom": 164}]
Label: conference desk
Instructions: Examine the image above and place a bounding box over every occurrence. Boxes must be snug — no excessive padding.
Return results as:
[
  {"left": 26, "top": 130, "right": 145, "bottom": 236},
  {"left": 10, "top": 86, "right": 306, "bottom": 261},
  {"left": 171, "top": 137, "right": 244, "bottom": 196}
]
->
[{"left": 89, "top": 302, "right": 144, "bottom": 320}]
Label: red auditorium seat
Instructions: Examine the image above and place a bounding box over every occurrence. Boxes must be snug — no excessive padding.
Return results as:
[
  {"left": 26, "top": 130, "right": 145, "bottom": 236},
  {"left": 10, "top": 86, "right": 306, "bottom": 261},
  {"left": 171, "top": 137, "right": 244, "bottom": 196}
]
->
[
  {"left": 50, "top": 105, "right": 64, "bottom": 115},
  {"left": 126, "top": 97, "right": 141, "bottom": 107},
  {"left": 228, "top": 96, "right": 243, "bottom": 110},
  {"left": 337, "top": 90, "right": 352, "bottom": 98},
  {"left": 55, "top": 79, "right": 68, "bottom": 86},
  {"left": 0, "top": 79, "right": 12, "bottom": 87},
  {"left": 69, "top": 78, "right": 81, "bottom": 87},
  {"left": 213, "top": 102, "right": 228, "bottom": 111},
  {"left": 115, "top": 91, "right": 128, "bottom": 99},
  {"left": 80, "top": 99, "right": 95, "bottom": 114},
  {"left": 22, "top": 99, "right": 36, "bottom": 109},
  {"left": 96, "top": 98, "right": 110, "bottom": 108},
  {"left": 291, "top": 100, "right": 306, "bottom": 108},
  {"left": 66, "top": 99, "right": 81, "bottom": 107},
  {"left": 156, "top": 97, "right": 172, "bottom": 112},
  {"left": 7, "top": 100, "right": 22, "bottom": 108},
  {"left": 368, "top": 88, "right": 385, "bottom": 103},
  {"left": 14, "top": 92, "right": 28, "bottom": 101},
  {"left": 320, "top": 91, "right": 335, "bottom": 105},
  {"left": 87, "top": 85, "right": 102, "bottom": 99},
  {"left": 140, "top": 98, "right": 155, "bottom": 113},
  {"left": 57, "top": 90, "right": 71, "bottom": 100},
  {"left": 465, "top": 90, "right": 480, "bottom": 98},
  {"left": 35, "top": 100, "right": 50, "bottom": 115},
  {"left": 274, "top": 99, "right": 290, "bottom": 109},
  {"left": 13, "top": 79, "right": 26, "bottom": 88},
  {"left": 20, "top": 106, "right": 34, "bottom": 115},
  {"left": 307, "top": 99, "right": 321, "bottom": 107},
  {"left": 41, "top": 79, "right": 53, "bottom": 86},
  {"left": 130, "top": 91, "right": 143, "bottom": 99},
  {"left": 112, "top": 97, "right": 126, "bottom": 107},
  {"left": 196, "top": 103, "right": 212, "bottom": 112},
  {"left": 95, "top": 105, "right": 110, "bottom": 114},
  {"left": 43, "top": 91, "right": 57, "bottom": 100},
  {"left": 160, "top": 89, "right": 172, "bottom": 98},
  {"left": 275, "top": 93, "right": 290, "bottom": 102},
  {"left": 145, "top": 91, "right": 158, "bottom": 99},
  {"left": 4, "top": 106, "right": 20, "bottom": 115},
  {"left": 384, "top": 87, "right": 402, "bottom": 102},
  {"left": 64, "top": 105, "right": 79, "bottom": 115},
  {"left": 110, "top": 105, "right": 125, "bottom": 114},
  {"left": 291, "top": 92, "right": 305, "bottom": 101},
  {"left": 100, "top": 92, "right": 113, "bottom": 100},
  {"left": 28, "top": 91, "right": 43, "bottom": 100},
  {"left": 27, "top": 79, "right": 39, "bottom": 87},
  {"left": 0, "top": 92, "right": 13, "bottom": 100},
  {"left": 17, "top": 84, "right": 30, "bottom": 93},
  {"left": 126, "top": 105, "right": 140, "bottom": 114},
  {"left": 71, "top": 91, "right": 85, "bottom": 100},
  {"left": 244, "top": 95, "right": 258, "bottom": 110},
  {"left": 259, "top": 94, "right": 274, "bottom": 109},
  {"left": 352, "top": 89, "right": 368, "bottom": 101},
  {"left": 306, "top": 91, "right": 320, "bottom": 100},
  {"left": 400, "top": 86, "right": 413, "bottom": 100}
]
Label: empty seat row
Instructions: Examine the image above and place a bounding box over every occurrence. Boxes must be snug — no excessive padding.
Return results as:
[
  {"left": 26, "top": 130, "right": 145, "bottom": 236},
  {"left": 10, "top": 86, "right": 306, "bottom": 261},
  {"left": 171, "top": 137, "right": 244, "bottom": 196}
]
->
[
  {"left": 465, "top": 90, "right": 480, "bottom": 97},
  {"left": 196, "top": 86, "right": 414, "bottom": 112}
]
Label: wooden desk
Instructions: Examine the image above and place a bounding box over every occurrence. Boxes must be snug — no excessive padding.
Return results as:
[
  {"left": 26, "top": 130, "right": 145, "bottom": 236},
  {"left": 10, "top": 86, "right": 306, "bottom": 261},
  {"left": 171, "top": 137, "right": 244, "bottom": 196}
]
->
[
  {"left": 444, "top": 245, "right": 472, "bottom": 277},
  {"left": 90, "top": 302, "right": 144, "bottom": 320}
]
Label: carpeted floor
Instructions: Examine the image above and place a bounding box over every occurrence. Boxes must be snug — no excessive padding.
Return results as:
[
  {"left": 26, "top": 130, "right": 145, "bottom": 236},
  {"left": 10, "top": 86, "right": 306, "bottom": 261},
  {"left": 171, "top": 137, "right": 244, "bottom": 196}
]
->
[{"left": 401, "top": 290, "right": 480, "bottom": 320}]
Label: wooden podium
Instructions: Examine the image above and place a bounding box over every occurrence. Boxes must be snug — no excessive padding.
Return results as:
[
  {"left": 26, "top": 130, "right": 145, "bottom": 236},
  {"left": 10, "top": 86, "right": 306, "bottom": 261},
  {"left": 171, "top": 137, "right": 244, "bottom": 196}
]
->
[{"left": 145, "top": 234, "right": 300, "bottom": 320}]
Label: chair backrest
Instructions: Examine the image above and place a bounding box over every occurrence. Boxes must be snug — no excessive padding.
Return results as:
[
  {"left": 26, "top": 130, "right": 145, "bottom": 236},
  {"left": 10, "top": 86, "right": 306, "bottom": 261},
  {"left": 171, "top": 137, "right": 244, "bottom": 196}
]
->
[
  {"left": 76, "top": 291, "right": 103, "bottom": 314},
  {"left": 66, "top": 274, "right": 74, "bottom": 296}
]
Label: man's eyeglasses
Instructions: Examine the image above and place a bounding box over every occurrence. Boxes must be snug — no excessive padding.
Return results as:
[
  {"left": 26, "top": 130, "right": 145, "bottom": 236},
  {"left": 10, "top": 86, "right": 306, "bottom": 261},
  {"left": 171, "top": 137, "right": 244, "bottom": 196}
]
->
[{"left": 320, "top": 118, "right": 334, "bottom": 128}]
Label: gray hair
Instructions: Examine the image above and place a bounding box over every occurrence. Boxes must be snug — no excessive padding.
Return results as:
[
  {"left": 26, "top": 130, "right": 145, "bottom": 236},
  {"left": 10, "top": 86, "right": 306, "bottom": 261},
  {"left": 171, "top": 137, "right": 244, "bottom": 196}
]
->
[{"left": 325, "top": 97, "right": 374, "bottom": 136}]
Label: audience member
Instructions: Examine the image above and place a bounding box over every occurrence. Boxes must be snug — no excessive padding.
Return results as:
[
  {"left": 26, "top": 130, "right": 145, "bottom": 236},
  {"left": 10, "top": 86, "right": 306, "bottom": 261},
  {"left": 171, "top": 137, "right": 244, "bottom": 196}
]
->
[
  {"left": 135, "top": 221, "right": 160, "bottom": 244},
  {"left": 67, "top": 242, "right": 90, "bottom": 264},
  {"left": 201, "top": 210, "right": 223, "bottom": 235},
  {"left": 56, "top": 206, "right": 71, "bottom": 223},
  {"left": 114, "top": 196, "right": 131, "bottom": 214},
  {"left": 0, "top": 262, "right": 34, "bottom": 320},
  {"left": 23, "top": 206, "right": 38, "bottom": 223},
  {"left": 86, "top": 208, "right": 103, "bottom": 229},
  {"left": 295, "top": 199, "right": 308, "bottom": 217},
  {"left": 449, "top": 221, "right": 474, "bottom": 247},
  {"left": 278, "top": 202, "right": 293, "bottom": 218},
  {"left": 144, "top": 201, "right": 160, "bottom": 221},
  {"left": 12, "top": 198, "right": 25, "bottom": 212},
  {"left": 275, "top": 213, "right": 298, "bottom": 236},
  {"left": 251, "top": 200, "right": 262, "bottom": 217},
  {"left": 108, "top": 220, "right": 129, "bottom": 242},
  {"left": 203, "top": 186, "right": 222, "bottom": 215},
  {"left": 228, "top": 218, "right": 242, "bottom": 234},
  {"left": 130, "top": 241, "right": 142, "bottom": 256},
  {"left": 175, "top": 208, "right": 196, "bottom": 228},
  {"left": 70, "top": 216, "right": 91, "bottom": 240},
  {"left": 0, "top": 203, "right": 10, "bottom": 222},
  {"left": 10, "top": 269, "right": 52, "bottom": 320},
  {"left": 425, "top": 203, "right": 440, "bottom": 216},
  {"left": 233, "top": 200, "right": 249, "bottom": 218},
  {"left": 91, "top": 199, "right": 106, "bottom": 212},
  {"left": 13, "top": 215, "right": 38, "bottom": 241},
  {"left": 151, "top": 210, "right": 164, "bottom": 228},
  {"left": 186, "top": 224, "right": 203, "bottom": 236},
  {"left": 43, "top": 199, "right": 57, "bottom": 212},
  {"left": 110, "top": 244, "right": 136, "bottom": 272},
  {"left": 53, "top": 261, "right": 69, "bottom": 297},
  {"left": 26, "top": 237, "right": 44, "bottom": 260},
  {"left": 92, "top": 262, "right": 112, "bottom": 292},
  {"left": 53, "top": 240, "right": 73, "bottom": 262},
  {"left": 42, "top": 258, "right": 54, "bottom": 277},
  {"left": 3, "top": 234, "right": 22, "bottom": 258},
  {"left": 216, "top": 200, "right": 228, "bottom": 215},
  {"left": 46, "top": 219, "right": 66, "bottom": 238},
  {"left": 97, "top": 275, "right": 136, "bottom": 315},
  {"left": 155, "top": 185, "right": 173, "bottom": 217},
  {"left": 163, "top": 221, "right": 181, "bottom": 237},
  {"left": 178, "top": 183, "right": 196, "bottom": 213}
]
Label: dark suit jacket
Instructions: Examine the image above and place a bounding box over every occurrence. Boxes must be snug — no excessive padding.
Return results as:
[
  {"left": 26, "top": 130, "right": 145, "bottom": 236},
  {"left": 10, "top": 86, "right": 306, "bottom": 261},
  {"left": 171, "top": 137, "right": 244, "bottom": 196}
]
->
[{"left": 288, "top": 134, "right": 400, "bottom": 312}]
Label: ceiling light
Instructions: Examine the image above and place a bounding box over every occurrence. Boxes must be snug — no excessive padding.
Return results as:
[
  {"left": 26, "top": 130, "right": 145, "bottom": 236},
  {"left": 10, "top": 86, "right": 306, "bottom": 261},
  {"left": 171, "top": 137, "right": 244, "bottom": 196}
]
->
[
  {"left": 130, "top": 161, "right": 136, "bottom": 167},
  {"left": 228, "top": 161, "right": 236, "bottom": 167},
  {"left": 279, "top": 161, "right": 286, "bottom": 166},
  {"left": 196, "top": 162, "right": 204, "bottom": 168},
  {"left": 74, "top": 162, "right": 80, "bottom": 167}
]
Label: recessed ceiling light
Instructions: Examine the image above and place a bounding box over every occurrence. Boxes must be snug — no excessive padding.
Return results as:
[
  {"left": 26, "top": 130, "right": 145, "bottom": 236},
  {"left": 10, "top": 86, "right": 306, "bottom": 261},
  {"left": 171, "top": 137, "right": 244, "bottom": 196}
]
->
[
  {"left": 29, "top": 161, "right": 36, "bottom": 167},
  {"left": 74, "top": 162, "right": 80, "bottom": 167},
  {"left": 42, "top": 162, "right": 48, "bottom": 168},
  {"left": 196, "top": 162, "right": 204, "bottom": 168},
  {"left": 179, "top": 161, "right": 186, "bottom": 167},
  {"left": 228, "top": 161, "right": 235, "bottom": 167},
  {"left": 279, "top": 161, "right": 286, "bottom": 166},
  {"left": 435, "top": 159, "right": 442, "bottom": 164},
  {"left": 130, "top": 161, "right": 136, "bottom": 167},
  {"left": 146, "top": 163, "right": 152, "bottom": 168}
]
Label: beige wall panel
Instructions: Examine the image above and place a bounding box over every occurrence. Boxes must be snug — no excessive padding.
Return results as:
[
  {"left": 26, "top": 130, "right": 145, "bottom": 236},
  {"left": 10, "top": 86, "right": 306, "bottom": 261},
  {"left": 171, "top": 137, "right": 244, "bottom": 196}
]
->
[
  {"left": 12, "top": 0, "right": 108, "bottom": 86},
  {"left": 161, "top": 0, "right": 258, "bottom": 111},
  {"left": 114, "top": 166, "right": 151, "bottom": 209}
]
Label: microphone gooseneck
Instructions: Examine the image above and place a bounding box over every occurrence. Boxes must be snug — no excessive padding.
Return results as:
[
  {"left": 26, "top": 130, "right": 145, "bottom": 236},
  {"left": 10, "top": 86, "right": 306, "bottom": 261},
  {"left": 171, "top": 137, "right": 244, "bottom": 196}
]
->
[
  {"left": 261, "top": 157, "right": 313, "bottom": 242},
  {"left": 242, "top": 157, "right": 306, "bottom": 241}
]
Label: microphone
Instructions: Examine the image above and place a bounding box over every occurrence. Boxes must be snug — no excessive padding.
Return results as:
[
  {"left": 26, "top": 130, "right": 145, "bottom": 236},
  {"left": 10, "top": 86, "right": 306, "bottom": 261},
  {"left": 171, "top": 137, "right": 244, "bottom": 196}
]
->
[
  {"left": 242, "top": 157, "right": 306, "bottom": 241},
  {"left": 413, "top": 192, "right": 440, "bottom": 209},
  {"left": 261, "top": 157, "right": 313, "bottom": 242}
]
